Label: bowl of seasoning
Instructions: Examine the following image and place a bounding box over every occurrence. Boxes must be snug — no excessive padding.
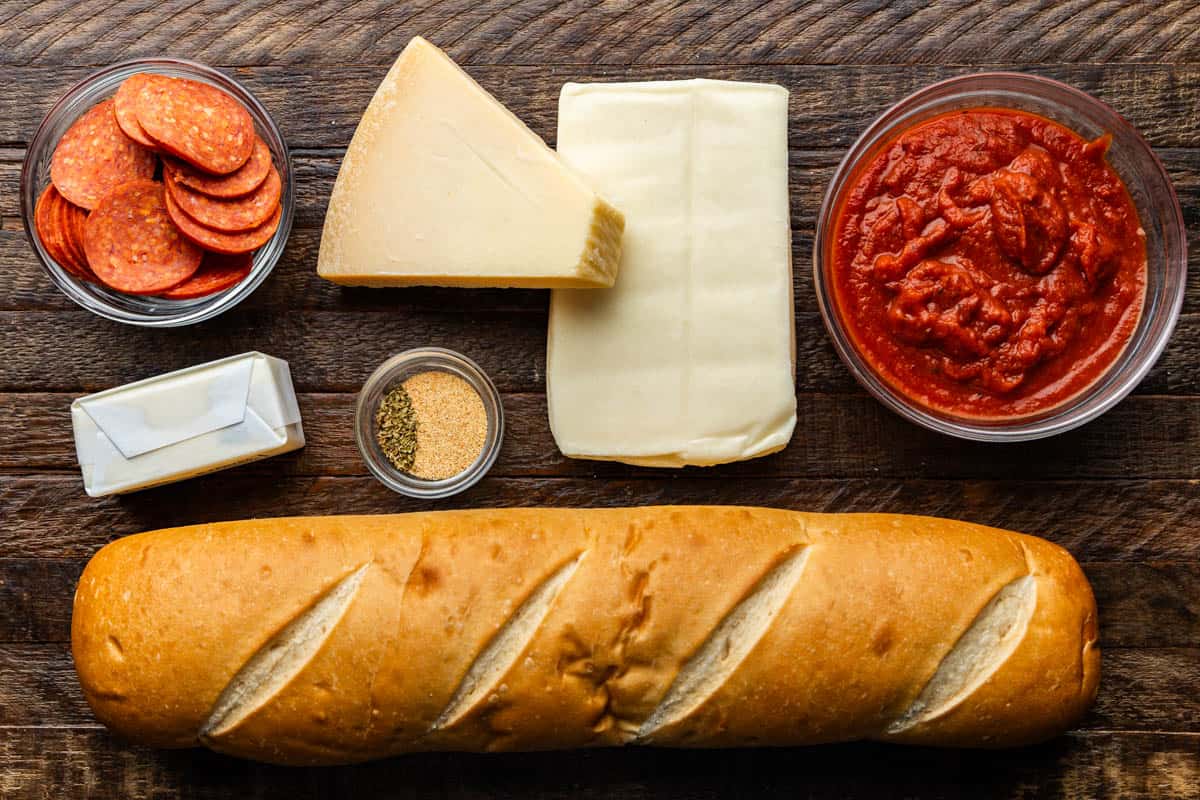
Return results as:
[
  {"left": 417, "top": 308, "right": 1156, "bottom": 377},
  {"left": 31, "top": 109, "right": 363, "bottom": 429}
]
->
[
  {"left": 355, "top": 348, "right": 504, "bottom": 498},
  {"left": 21, "top": 58, "right": 293, "bottom": 327},
  {"left": 814, "top": 72, "right": 1186, "bottom": 441}
]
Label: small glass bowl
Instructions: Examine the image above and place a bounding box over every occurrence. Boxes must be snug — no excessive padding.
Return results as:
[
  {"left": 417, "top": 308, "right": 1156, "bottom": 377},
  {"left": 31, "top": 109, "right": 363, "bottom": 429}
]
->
[
  {"left": 813, "top": 72, "right": 1187, "bottom": 442},
  {"left": 355, "top": 348, "right": 504, "bottom": 499},
  {"left": 20, "top": 58, "right": 294, "bottom": 327}
]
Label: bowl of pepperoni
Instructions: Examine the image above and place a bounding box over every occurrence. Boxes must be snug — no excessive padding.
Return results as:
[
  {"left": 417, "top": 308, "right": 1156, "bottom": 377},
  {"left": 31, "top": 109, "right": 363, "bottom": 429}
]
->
[
  {"left": 814, "top": 73, "right": 1186, "bottom": 441},
  {"left": 21, "top": 59, "right": 293, "bottom": 327}
]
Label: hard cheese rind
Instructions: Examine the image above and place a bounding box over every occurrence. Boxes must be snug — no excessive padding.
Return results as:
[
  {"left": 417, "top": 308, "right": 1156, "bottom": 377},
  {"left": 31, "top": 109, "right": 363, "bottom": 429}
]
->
[
  {"left": 548, "top": 80, "right": 796, "bottom": 467},
  {"left": 317, "top": 37, "right": 624, "bottom": 288},
  {"left": 71, "top": 352, "right": 304, "bottom": 497}
]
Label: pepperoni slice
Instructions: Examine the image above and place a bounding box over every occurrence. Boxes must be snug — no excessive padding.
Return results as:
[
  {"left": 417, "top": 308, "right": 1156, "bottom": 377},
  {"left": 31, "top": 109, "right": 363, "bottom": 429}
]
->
[
  {"left": 165, "top": 136, "right": 272, "bottom": 198},
  {"left": 165, "top": 165, "right": 281, "bottom": 233},
  {"left": 69, "top": 202, "right": 92, "bottom": 270},
  {"left": 158, "top": 252, "right": 253, "bottom": 299},
  {"left": 57, "top": 193, "right": 91, "bottom": 272},
  {"left": 134, "top": 75, "right": 254, "bottom": 175},
  {"left": 164, "top": 188, "right": 282, "bottom": 255},
  {"left": 35, "top": 186, "right": 74, "bottom": 270},
  {"left": 49, "top": 190, "right": 80, "bottom": 268},
  {"left": 84, "top": 180, "right": 203, "bottom": 294},
  {"left": 50, "top": 99, "right": 156, "bottom": 210},
  {"left": 35, "top": 186, "right": 95, "bottom": 281},
  {"left": 113, "top": 74, "right": 158, "bottom": 149}
]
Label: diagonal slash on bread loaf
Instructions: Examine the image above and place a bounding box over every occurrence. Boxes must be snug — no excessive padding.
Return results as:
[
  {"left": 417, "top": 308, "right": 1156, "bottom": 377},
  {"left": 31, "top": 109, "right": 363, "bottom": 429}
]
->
[
  {"left": 433, "top": 552, "right": 586, "bottom": 731},
  {"left": 886, "top": 575, "right": 1037, "bottom": 734},
  {"left": 201, "top": 563, "right": 371, "bottom": 739},
  {"left": 637, "top": 546, "right": 811, "bottom": 741},
  {"left": 190, "top": 545, "right": 1038, "bottom": 743},
  {"left": 70, "top": 508, "right": 1100, "bottom": 763}
]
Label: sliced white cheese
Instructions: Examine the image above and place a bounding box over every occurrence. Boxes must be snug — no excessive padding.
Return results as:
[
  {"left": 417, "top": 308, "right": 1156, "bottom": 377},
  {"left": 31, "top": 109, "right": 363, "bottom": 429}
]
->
[
  {"left": 317, "top": 37, "right": 624, "bottom": 288},
  {"left": 548, "top": 80, "right": 796, "bottom": 467}
]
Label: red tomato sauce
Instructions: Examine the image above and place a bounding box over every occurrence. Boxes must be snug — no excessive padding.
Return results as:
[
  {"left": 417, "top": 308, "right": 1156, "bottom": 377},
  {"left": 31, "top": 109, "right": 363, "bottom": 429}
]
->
[{"left": 831, "top": 108, "right": 1146, "bottom": 419}]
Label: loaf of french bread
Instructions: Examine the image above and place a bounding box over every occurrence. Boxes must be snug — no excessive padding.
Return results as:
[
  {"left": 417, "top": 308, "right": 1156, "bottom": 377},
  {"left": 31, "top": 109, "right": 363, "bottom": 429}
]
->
[{"left": 72, "top": 508, "right": 1099, "bottom": 765}]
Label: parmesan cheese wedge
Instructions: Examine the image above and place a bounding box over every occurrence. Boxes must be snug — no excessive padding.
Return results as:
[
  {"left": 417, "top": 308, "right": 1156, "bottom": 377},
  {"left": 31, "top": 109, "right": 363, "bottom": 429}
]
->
[
  {"left": 548, "top": 80, "right": 796, "bottom": 467},
  {"left": 317, "top": 37, "right": 624, "bottom": 288}
]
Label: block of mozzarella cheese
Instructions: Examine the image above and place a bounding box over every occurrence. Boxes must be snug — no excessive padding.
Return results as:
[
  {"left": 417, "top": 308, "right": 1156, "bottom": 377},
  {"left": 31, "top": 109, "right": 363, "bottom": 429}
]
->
[
  {"left": 317, "top": 37, "right": 624, "bottom": 288},
  {"left": 548, "top": 80, "right": 796, "bottom": 467}
]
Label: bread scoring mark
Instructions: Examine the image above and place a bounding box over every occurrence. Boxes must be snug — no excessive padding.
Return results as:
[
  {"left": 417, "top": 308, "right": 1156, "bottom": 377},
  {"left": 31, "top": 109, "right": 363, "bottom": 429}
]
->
[
  {"left": 431, "top": 552, "right": 585, "bottom": 732},
  {"left": 200, "top": 562, "right": 371, "bottom": 740},
  {"left": 636, "top": 546, "right": 810, "bottom": 741},
  {"left": 886, "top": 574, "right": 1037, "bottom": 734}
]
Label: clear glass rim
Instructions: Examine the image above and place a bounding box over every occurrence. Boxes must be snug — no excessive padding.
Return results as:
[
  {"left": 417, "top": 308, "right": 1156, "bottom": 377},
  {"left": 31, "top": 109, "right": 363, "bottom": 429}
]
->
[
  {"left": 812, "top": 71, "right": 1187, "bottom": 442},
  {"left": 355, "top": 348, "right": 505, "bottom": 499},
  {"left": 20, "top": 57, "right": 294, "bottom": 328}
]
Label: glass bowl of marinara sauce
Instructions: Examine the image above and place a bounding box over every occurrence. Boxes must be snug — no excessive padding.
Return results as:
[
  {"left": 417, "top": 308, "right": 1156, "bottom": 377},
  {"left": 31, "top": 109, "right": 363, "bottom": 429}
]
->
[{"left": 814, "top": 72, "right": 1186, "bottom": 441}]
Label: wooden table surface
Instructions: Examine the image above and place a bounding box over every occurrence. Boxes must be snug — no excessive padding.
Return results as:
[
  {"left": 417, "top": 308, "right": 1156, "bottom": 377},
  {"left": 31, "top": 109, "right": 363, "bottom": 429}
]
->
[{"left": 2, "top": 1, "right": 1199, "bottom": 797}]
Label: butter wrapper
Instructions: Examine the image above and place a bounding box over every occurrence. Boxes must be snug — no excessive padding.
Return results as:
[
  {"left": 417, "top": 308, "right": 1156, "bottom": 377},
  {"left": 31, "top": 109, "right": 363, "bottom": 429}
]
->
[{"left": 71, "top": 352, "right": 305, "bottom": 497}]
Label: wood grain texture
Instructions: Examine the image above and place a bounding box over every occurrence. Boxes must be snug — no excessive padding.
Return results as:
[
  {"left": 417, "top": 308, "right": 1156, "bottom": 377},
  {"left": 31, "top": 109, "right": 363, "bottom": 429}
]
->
[
  {"left": 4, "top": 64, "right": 1200, "bottom": 150},
  {"left": 0, "top": 729, "right": 1197, "bottom": 800},
  {"left": 3, "top": 0, "right": 1199, "bottom": 795},
  {"left": 3, "top": 311, "right": 1200, "bottom": 395},
  {"left": 3, "top": 1, "right": 1200, "bottom": 68},
  {"left": 3, "top": 475, "right": 1200, "bottom": 561},
  {"left": 7, "top": 472, "right": 1200, "bottom": 561},
  {"left": 4, "top": 393, "right": 1200, "bottom": 480}
]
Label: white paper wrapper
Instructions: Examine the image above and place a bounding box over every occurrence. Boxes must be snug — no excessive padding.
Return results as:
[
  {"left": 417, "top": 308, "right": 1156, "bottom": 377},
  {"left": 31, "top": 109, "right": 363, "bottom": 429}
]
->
[{"left": 72, "top": 352, "right": 305, "bottom": 497}]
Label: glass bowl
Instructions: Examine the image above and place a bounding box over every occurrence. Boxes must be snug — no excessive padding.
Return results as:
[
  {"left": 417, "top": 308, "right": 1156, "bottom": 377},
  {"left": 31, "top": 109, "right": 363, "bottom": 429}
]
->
[
  {"left": 355, "top": 348, "right": 504, "bottom": 499},
  {"left": 20, "top": 58, "right": 294, "bottom": 327},
  {"left": 813, "top": 72, "right": 1186, "bottom": 442}
]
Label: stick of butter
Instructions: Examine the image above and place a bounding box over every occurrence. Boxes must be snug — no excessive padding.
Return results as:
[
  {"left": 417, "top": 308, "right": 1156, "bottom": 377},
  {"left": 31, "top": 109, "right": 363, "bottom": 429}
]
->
[
  {"left": 548, "top": 80, "right": 796, "bottom": 467},
  {"left": 71, "top": 352, "right": 304, "bottom": 497},
  {"left": 317, "top": 37, "right": 625, "bottom": 289}
]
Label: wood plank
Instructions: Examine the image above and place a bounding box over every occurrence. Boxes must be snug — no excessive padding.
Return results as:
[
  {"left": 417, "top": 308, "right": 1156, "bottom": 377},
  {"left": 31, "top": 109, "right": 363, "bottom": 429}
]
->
[
  {"left": 3, "top": 474, "right": 1200, "bottom": 561},
  {"left": 4, "top": 393, "right": 1200, "bottom": 481},
  {"left": 3, "top": 555, "right": 1195, "bottom": 647},
  {"left": 0, "top": 559, "right": 80, "bottom": 642},
  {"left": 3, "top": 1, "right": 1200, "bottom": 68},
  {"left": 1087, "top": 563, "right": 1200, "bottom": 648},
  {"left": 0, "top": 310, "right": 549, "bottom": 394},
  {"left": 3, "top": 65, "right": 1200, "bottom": 151},
  {"left": 1092, "top": 648, "right": 1200, "bottom": 732},
  {"left": 0, "top": 644, "right": 84, "bottom": 725},
  {"left": 4, "top": 642, "right": 1196, "bottom": 733},
  {"left": 0, "top": 728, "right": 1196, "bottom": 800},
  {"left": 1, "top": 1, "right": 1196, "bottom": 795},
  {"left": 5, "top": 145, "right": 1200, "bottom": 314},
  {"left": 2, "top": 310, "right": 1199, "bottom": 396}
]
